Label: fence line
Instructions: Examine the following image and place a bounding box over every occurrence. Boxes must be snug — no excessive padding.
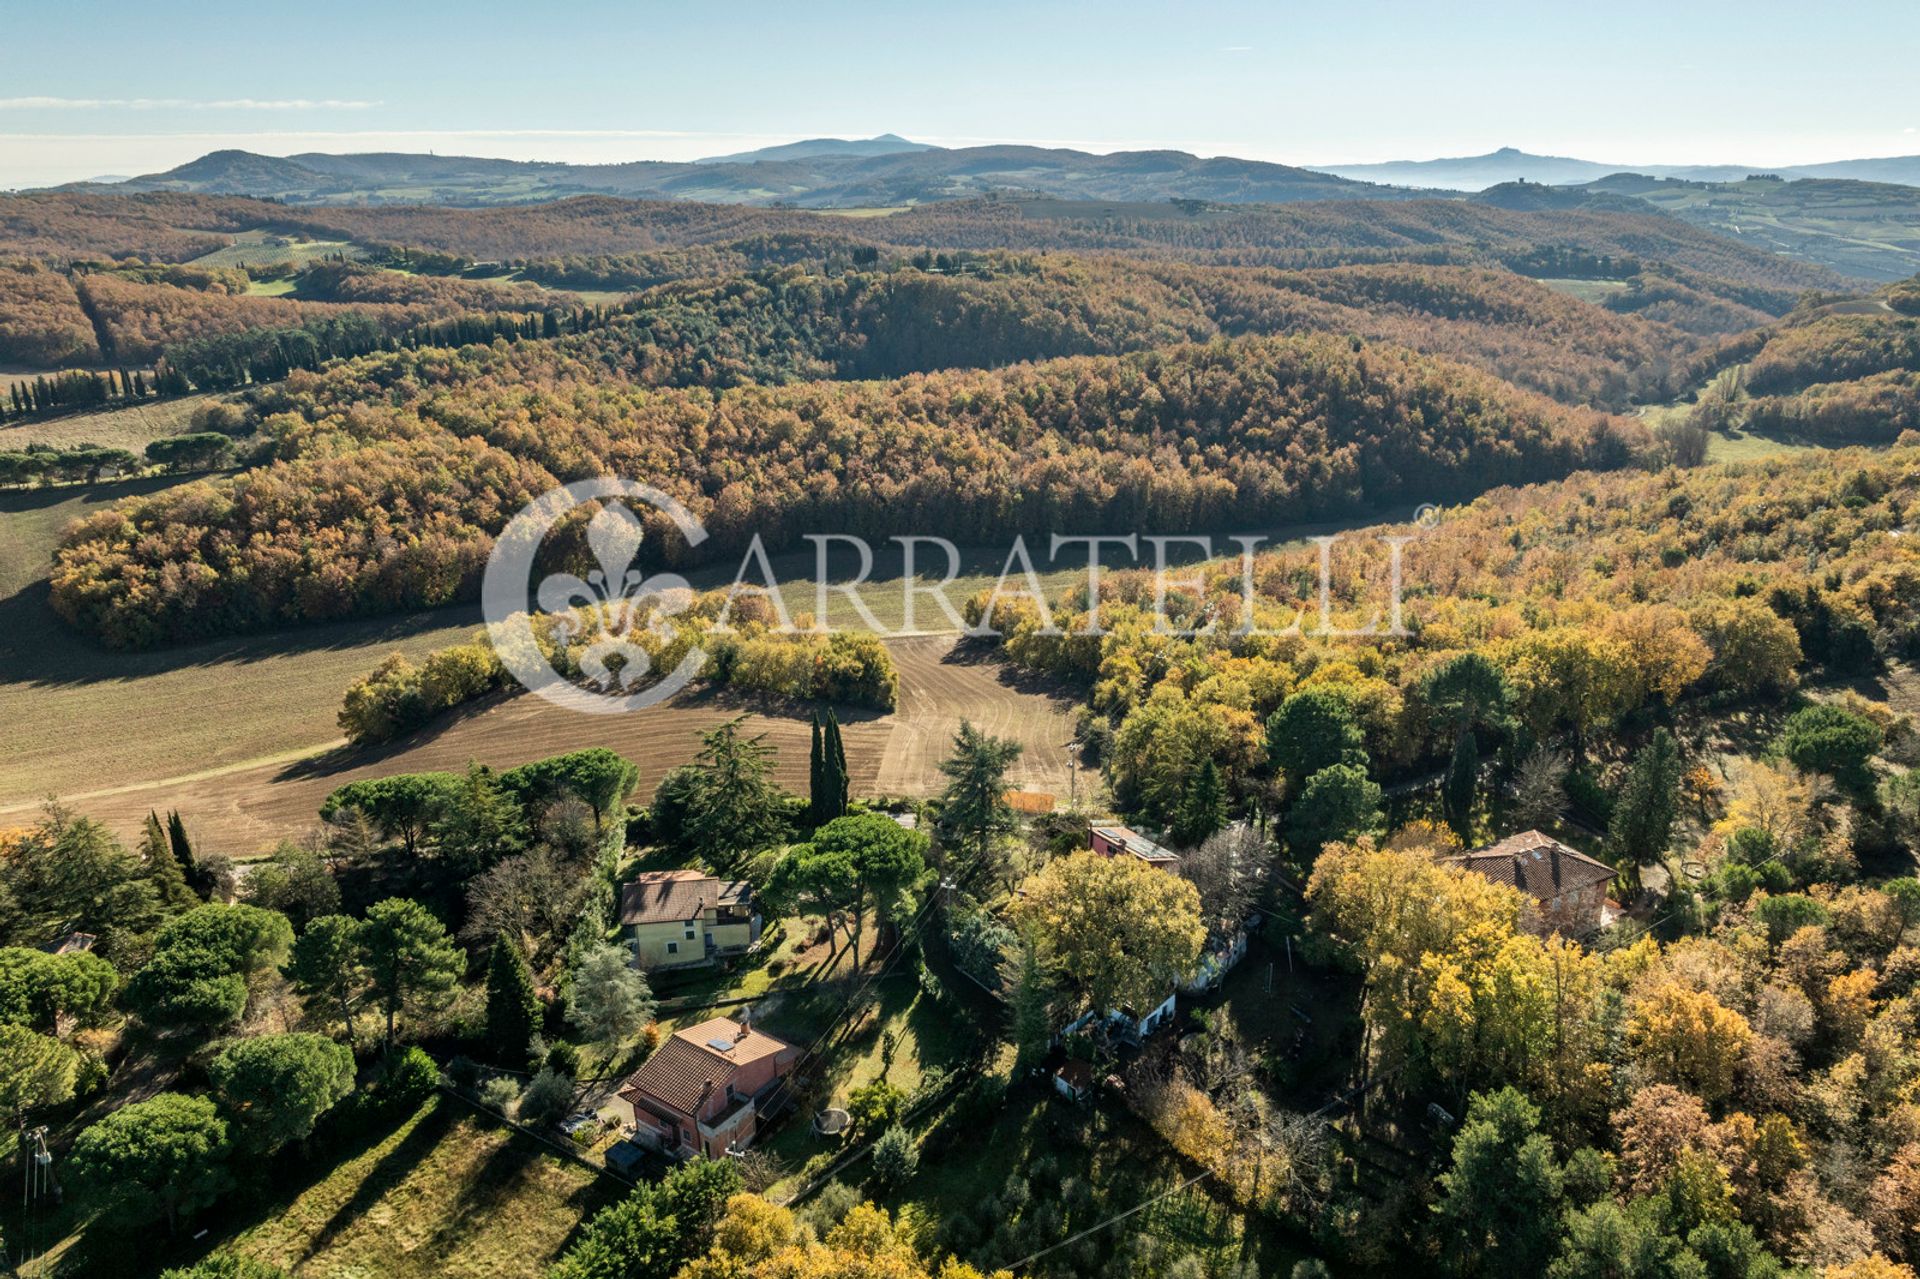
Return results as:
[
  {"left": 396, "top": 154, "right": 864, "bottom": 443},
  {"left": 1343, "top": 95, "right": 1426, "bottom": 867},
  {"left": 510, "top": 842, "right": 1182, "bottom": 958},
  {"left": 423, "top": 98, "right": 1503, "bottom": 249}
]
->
[{"left": 436, "top": 1082, "right": 640, "bottom": 1190}]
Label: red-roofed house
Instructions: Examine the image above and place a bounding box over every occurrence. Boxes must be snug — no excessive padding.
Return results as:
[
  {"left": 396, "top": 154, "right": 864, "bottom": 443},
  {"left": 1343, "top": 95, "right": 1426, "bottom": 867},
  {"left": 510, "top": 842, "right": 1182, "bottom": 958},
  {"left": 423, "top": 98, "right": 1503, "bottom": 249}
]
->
[
  {"left": 620, "top": 870, "right": 761, "bottom": 970},
  {"left": 612, "top": 1016, "right": 800, "bottom": 1158},
  {"left": 1446, "top": 830, "right": 1617, "bottom": 936}
]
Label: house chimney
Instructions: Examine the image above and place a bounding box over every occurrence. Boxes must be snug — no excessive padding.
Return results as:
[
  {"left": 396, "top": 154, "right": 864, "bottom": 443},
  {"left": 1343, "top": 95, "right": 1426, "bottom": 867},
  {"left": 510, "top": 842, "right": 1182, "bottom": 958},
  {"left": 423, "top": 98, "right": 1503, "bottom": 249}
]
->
[{"left": 735, "top": 1017, "right": 750, "bottom": 1043}]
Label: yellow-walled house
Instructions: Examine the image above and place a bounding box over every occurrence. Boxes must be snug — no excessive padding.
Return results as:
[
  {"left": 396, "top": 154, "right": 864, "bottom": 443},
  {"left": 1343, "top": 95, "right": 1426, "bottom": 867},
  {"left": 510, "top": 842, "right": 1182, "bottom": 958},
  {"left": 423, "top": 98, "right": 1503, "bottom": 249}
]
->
[{"left": 620, "top": 869, "right": 763, "bottom": 970}]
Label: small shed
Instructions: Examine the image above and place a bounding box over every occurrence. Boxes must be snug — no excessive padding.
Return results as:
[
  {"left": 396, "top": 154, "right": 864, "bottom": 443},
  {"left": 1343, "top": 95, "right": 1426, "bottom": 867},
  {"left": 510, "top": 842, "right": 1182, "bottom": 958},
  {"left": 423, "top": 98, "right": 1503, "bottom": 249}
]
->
[
  {"left": 1054, "top": 1059, "right": 1094, "bottom": 1103},
  {"left": 604, "top": 1139, "right": 651, "bottom": 1179}
]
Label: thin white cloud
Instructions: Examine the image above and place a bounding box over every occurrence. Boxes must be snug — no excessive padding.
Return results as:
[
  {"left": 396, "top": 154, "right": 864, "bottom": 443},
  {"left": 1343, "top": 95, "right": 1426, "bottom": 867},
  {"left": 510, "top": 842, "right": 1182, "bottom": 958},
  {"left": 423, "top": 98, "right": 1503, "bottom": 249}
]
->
[
  {"left": 0, "top": 96, "right": 380, "bottom": 111},
  {"left": 1222, "top": 45, "right": 1254, "bottom": 52}
]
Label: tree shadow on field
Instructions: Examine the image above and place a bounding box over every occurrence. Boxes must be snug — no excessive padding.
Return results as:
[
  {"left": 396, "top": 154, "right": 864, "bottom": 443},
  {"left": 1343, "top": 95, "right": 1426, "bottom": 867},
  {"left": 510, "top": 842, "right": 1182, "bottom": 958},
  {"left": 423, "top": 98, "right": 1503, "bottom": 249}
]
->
[
  {"left": 297, "top": 1096, "right": 450, "bottom": 1262},
  {"left": 271, "top": 686, "right": 521, "bottom": 783},
  {"left": 415, "top": 1126, "right": 547, "bottom": 1262},
  {"left": 937, "top": 634, "right": 1081, "bottom": 702},
  {"left": 0, "top": 473, "right": 188, "bottom": 519},
  {"left": 0, "top": 586, "right": 481, "bottom": 693}
]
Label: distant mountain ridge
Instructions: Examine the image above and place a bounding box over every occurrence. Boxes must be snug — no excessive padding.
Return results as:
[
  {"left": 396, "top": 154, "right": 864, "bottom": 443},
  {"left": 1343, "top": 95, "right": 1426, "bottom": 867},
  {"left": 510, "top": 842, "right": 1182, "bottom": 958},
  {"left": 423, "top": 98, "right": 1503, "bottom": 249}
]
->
[
  {"left": 1314, "top": 145, "right": 1920, "bottom": 190},
  {"left": 693, "top": 133, "right": 934, "bottom": 165},
  {"left": 39, "top": 137, "right": 1920, "bottom": 280},
  {"left": 49, "top": 140, "right": 1437, "bottom": 208}
]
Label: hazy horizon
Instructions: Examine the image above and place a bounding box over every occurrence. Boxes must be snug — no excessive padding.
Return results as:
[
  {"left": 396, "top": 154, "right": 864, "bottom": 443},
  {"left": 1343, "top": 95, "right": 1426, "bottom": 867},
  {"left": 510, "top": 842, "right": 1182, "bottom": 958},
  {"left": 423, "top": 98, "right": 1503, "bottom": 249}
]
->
[
  {"left": 4, "top": 0, "right": 1917, "bottom": 189},
  {"left": 8, "top": 130, "right": 1920, "bottom": 192}
]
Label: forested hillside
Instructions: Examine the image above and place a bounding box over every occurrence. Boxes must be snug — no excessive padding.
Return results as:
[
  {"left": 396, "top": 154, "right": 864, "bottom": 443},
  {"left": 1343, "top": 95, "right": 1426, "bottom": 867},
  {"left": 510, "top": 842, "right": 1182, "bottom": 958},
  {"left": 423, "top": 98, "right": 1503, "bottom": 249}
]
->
[
  {"left": 16, "top": 190, "right": 1888, "bottom": 660},
  {"left": 0, "top": 262, "right": 101, "bottom": 364},
  {"left": 1698, "top": 279, "right": 1920, "bottom": 443},
  {"left": 562, "top": 255, "right": 1714, "bottom": 406},
  {"left": 0, "top": 191, "right": 1849, "bottom": 295},
  {"left": 978, "top": 444, "right": 1920, "bottom": 826},
  {"left": 48, "top": 331, "right": 1635, "bottom": 647}
]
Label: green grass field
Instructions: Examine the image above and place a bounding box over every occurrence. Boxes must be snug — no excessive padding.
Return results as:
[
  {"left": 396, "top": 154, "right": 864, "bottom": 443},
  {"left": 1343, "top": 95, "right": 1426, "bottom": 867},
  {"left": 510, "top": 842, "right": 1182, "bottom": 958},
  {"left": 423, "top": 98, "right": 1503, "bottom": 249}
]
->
[
  {"left": 27, "top": 1095, "right": 619, "bottom": 1279},
  {"left": 189, "top": 229, "right": 365, "bottom": 271},
  {"left": 0, "top": 393, "right": 219, "bottom": 453},
  {"left": 1534, "top": 277, "right": 1631, "bottom": 304},
  {"left": 1705, "top": 429, "right": 1828, "bottom": 464},
  {"left": 1634, "top": 365, "right": 1844, "bottom": 466}
]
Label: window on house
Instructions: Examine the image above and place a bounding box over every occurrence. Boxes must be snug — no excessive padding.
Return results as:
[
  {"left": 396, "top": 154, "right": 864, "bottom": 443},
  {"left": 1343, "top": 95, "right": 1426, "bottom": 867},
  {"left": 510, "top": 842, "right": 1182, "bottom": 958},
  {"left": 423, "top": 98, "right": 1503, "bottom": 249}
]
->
[
  {"left": 667, "top": 941, "right": 678, "bottom": 954},
  {"left": 685, "top": 927, "right": 696, "bottom": 939}
]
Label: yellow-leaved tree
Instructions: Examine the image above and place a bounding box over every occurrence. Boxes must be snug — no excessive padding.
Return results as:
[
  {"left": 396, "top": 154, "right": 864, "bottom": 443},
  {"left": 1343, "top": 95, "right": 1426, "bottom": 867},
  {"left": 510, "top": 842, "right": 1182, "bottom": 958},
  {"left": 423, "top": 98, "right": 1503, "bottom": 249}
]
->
[
  {"left": 1306, "top": 839, "right": 1528, "bottom": 1088},
  {"left": 1009, "top": 851, "right": 1205, "bottom": 1025},
  {"left": 676, "top": 1195, "right": 1010, "bottom": 1279},
  {"left": 1824, "top": 1258, "right": 1918, "bottom": 1279},
  {"left": 1419, "top": 928, "right": 1612, "bottom": 1129},
  {"left": 1624, "top": 981, "right": 1753, "bottom": 1104}
]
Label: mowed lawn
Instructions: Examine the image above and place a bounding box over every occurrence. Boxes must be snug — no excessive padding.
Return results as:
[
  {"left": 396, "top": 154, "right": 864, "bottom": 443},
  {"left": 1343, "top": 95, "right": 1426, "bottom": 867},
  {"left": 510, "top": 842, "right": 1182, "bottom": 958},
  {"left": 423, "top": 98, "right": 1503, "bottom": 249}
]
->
[
  {"left": 0, "top": 393, "right": 221, "bottom": 452},
  {"left": 221, "top": 1097, "right": 618, "bottom": 1279},
  {"left": 31, "top": 1095, "right": 619, "bottom": 1278}
]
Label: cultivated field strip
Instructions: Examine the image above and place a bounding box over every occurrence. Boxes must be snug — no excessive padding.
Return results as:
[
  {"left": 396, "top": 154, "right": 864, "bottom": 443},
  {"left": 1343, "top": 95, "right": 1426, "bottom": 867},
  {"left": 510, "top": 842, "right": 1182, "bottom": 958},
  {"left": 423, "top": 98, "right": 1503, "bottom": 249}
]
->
[{"left": 6, "top": 634, "right": 1081, "bottom": 854}]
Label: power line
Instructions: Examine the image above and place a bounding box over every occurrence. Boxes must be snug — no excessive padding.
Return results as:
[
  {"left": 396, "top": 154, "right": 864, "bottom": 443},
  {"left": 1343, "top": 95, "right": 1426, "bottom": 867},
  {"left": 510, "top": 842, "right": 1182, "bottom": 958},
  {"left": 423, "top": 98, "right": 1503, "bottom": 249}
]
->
[
  {"left": 1601, "top": 839, "right": 1792, "bottom": 952},
  {"left": 1006, "top": 1171, "right": 1212, "bottom": 1272},
  {"left": 753, "top": 880, "right": 950, "bottom": 1125}
]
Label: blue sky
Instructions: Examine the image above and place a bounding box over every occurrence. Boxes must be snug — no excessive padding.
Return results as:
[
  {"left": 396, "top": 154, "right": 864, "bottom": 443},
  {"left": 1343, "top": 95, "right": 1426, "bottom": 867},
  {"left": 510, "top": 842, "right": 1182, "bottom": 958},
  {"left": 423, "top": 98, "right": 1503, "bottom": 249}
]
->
[{"left": 3, "top": 0, "right": 1918, "bottom": 187}]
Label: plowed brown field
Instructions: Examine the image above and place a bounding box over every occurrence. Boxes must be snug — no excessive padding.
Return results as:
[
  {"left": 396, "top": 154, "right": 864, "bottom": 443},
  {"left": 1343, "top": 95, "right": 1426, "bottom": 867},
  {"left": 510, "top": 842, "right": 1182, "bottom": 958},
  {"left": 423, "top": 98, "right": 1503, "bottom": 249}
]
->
[{"left": 5, "top": 634, "right": 1081, "bottom": 855}]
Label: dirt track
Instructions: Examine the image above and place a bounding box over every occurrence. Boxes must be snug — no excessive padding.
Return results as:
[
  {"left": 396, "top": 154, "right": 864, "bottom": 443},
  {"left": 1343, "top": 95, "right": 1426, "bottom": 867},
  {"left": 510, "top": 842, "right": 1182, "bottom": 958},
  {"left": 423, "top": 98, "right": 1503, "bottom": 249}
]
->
[{"left": 26, "top": 634, "right": 1082, "bottom": 856}]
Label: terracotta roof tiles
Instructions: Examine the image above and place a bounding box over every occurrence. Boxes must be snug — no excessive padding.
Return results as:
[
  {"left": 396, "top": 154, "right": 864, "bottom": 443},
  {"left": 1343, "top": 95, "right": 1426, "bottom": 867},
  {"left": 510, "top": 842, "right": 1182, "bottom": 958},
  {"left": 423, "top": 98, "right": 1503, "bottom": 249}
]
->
[{"left": 1445, "top": 830, "right": 1616, "bottom": 900}]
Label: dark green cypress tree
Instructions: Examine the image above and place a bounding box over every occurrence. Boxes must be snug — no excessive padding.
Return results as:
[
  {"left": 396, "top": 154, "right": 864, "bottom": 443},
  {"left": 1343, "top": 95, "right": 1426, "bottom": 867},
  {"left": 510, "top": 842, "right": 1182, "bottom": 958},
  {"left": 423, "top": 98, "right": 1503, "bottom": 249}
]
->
[
  {"left": 140, "top": 811, "right": 198, "bottom": 913},
  {"left": 823, "top": 711, "right": 849, "bottom": 821},
  {"left": 1172, "top": 757, "right": 1228, "bottom": 848},
  {"left": 1608, "top": 728, "right": 1682, "bottom": 888},
  {"left": 808, "top": 714, "right": 826, "bottom": 827},
  {"left": 1444, "top": 730, "right": 1478, "bottom": 845},
  {"left": 166, "top": 809, "right": 210, "bottom": 900},
  {"left": 484, "top": 935, "right": 541, "bottom": 1067}
]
